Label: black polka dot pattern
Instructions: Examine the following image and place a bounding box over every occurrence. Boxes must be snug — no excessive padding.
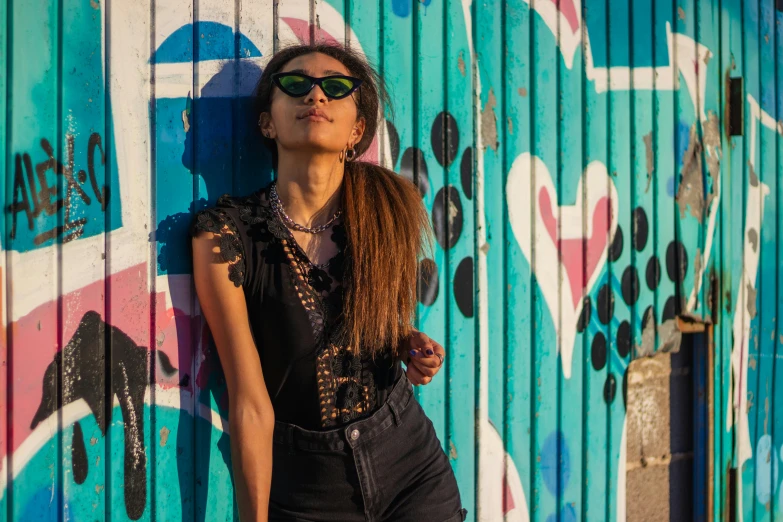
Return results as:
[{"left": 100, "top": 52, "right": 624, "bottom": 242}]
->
[
  {"left": 642, "top": 305, "right": 657, "bottom": 332},
  {"left": 622, "top": 370, "right": 628, "bottom": 410},
  {"left": 576, "top": 296, "right": 592, "bottom": 333},
  {"left": 431, "top": 111, "right": 459, "bottom": 167},
  {"left": 432, "top": 186, "right": 464, "bottom": 250},
  {"left": 666, "top": 241, "right": 688, "bottom": 282},
  {"left": 646, "top": 256, "right": 661, "bottom": 290},
  {"left": 609, "top": 227, "right": 624, "bottom": 262},
  {"left": 662, "top": 295, "right": 678, "bottom": 321},
  {"left": 597, "top": 284, "right": 614, "bottom": 324},
  {"left": 417, "top": 258, "right": 439, "bottom": 306},
  {"left": 454, "top": 257, "right": 474, "bottom": 318},
  {"left": 399, "top": 147, "right": 429, "bottom": 197},
  {"left": 633, "top": 207, "right": 649, "bottom": 251},
  {"left": 616, "top": 320, "right": 631, "bottom": 358},
  {"left": 604, "top": 373, "right": 617, "bottom": 404},
  {"left": 460, "top": 147, "right": 473, "bottom": 199},
  {"left": 591, "top": 332, "right": 607, "bottom": 371},
  {"left": 386, "top": 119, "right": 400, "bottom": 168},
  {"left": 622, "top": 266, "right": 640, "bottom": 305}
]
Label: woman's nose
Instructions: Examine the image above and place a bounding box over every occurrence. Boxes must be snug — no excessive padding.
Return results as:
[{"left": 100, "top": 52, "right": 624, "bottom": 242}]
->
[{"left": 305, "top": 84, "right": 328, "bottom": 103}]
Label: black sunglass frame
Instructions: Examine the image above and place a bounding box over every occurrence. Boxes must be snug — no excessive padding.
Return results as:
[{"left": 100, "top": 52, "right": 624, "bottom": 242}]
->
[{"left": 271, "top": 72, "right": 363, "bottom": 100}]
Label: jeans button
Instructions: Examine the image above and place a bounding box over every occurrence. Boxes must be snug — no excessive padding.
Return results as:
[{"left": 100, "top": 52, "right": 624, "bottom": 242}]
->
[{"left": 350, "top": 429, "right": 360, "bottom": 441}]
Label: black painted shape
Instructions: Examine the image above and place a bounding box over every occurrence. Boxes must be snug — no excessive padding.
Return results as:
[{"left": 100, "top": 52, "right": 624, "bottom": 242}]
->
[
  {"left": 432, "top": 186, "right": 463, "bottom": 250},
  {"left": 604, "top": 373, "right": 617, "bottom": 404},
  {"left": 591, "top": 332, "right": 607, "bottom": 371},
  {"left": 417, "top": 258, "right": 439, "bottom": 306},
  {"left": 646, "top": 256, "right": 661, "bottom": 291},
  {"left": 617, "top": 320, "right": 631, "bottom": 358},
  {"left": 386, "top": 119, "right": 401, "bottom": 168},
  {"left": 576, "top": 296, "right": 592, "bottom": 333},
  {"left": 460, "top": 147, "right": 473, "bottom": 199},
  {"left": 179, "top": 373, "right": 191, "bottom": 388},
  {"left": 31, "top": 310, "right": 174, "bottom": 521},
  {"left": 454, "top": 257, "right": 474, "bottom": 318},
  {"left": 633, "top": 207, "right": 649, "bottom": 251},
  {"left": 431, "top": 111, "right": 459, "bottom": 167},
  {"left": 663, "top": 295, "right": 679, "bottom": 322},
  {"left": 621, "top": 266, "right": 640, "bottom": 306},
  {"left": 399, "top": 147, "right": 429, "bottom": 197},
  {"left": 72, "top": 421, "right": 88, "bottom": 485},
  {"left": 596, "top": 284, "right": 614, "bottom": 324},
  {"left": 609, "top": 226, "right": 623, "bottom": 262},
  {"left": 666, "top": 241, "right": 688, "bottom": 282}
]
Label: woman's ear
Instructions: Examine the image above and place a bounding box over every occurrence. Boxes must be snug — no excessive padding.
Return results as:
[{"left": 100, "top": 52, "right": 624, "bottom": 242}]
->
[
  {"left": 258, "top": 112, "right": 276, "bottom": 139},
  {"left": 350, "top": 117, "right": 366, "bottom": 147}
]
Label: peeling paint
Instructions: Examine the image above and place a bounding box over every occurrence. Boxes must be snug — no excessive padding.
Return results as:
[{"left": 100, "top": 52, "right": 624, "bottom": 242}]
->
[
  {"left": 703, "top": 113, "right": 721, "bottom": 213},
  {"left": 677, "top": 123, "right": 706, "bottom": 221},
  {"left": 481, "top": 88, "right": 499, "bottom": 152},
  {"left": 643, "top": 132, "right": 654, "bottom": 192},
  {"left": 657, "top": 319, "right": 682, "bottom": 353},
  {"left": 90, "top": 0, "right": 100, "bottom": 9},
  {"left": 749, "top": 161, "right": 759, "bottom": 187},
  {"left": 748, "top": 229, "right": 759, "bottom": 252},
  {"left": 160, "top": 426, "right": 170, "bottom": 447},
  {"left": 678, "top": 6, "right": 686, "bottom": 20},
  {"left": 694, "top": 248, "right": 702, "bottom": 287},
  {"left": 182, "top": 108, "right": 190, "bottom": 133},
  {"left": 518, "top": 87, "right": 527, "bottom": 97},
  {"left": 507, "top": 116, "right": 513, "bottom": 135},
  {"left": 747, "top": 282, "right": 757, "bottom": 318},
  {"left": 457, "top": 52, "right": 466, "bottom": 77},
  {"left": 449, "top": 440, "right": 458, "bottom": 460}
]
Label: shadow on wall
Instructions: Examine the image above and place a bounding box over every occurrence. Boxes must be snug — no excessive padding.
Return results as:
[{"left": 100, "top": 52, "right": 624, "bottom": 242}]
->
[{"left": 153, "top": 59, "right": 274, "bottom": 276}]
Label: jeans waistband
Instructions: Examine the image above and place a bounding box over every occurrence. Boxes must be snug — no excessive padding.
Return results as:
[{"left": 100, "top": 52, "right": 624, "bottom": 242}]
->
[{"left": 273, "top": 370, "right": 414, "bottom": 453}]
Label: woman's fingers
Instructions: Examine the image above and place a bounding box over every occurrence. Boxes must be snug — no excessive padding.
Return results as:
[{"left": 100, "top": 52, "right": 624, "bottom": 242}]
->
[{"left": 405, "top": 358, "right": 432, "bottom": 385}]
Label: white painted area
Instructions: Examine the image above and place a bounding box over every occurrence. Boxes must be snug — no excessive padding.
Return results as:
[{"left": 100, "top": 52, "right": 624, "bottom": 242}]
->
[
  {"left": 523, "top": 0, "right": 712, "bottom": 118},
  {"left": 478, "top": 419, "right": 530, "bottom": 522},
  {"left": 506, "top": 154, "right": 619, "bottom": 379}
]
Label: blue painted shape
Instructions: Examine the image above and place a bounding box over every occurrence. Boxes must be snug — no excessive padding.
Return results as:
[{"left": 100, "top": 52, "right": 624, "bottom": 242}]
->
[
  {"left": 151, "top": 22, "right": 262, "bottom": 63},
  {"left": 675, "top": 120, "right": 691, "bottom": 166},
  {"left": 545, "top": 503, "right": 578, "bottom": 522},
  {"left": 20, "top": 486, "right": 69, "bottom": 521},
  {"left": 391, "top": 0, "right": 431, "bottom": 18},
  {"left": 755, "top": 435, "right": 779, "bottom": 506},
  {"left": 541, "top": 430, "right": 571, "bottom": 496}
]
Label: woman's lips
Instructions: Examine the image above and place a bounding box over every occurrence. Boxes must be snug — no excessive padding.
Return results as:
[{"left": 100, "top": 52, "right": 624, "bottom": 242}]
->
[{"left": 302, "top": 114, "right": 329, "bottom": 122}]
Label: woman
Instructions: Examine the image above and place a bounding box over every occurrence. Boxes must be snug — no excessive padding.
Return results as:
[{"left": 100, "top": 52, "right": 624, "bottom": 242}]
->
[{"left": 191, "top": 43, "right": 467, "bottom": 522}]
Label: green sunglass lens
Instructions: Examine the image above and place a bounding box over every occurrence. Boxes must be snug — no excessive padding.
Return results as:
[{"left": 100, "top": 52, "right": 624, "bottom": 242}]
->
[
  {"left": 279, "top": 75, "right": 312, "bottom": 95},
  {"left": 322, "top": 78, "right": 354, "bottom": 97}
]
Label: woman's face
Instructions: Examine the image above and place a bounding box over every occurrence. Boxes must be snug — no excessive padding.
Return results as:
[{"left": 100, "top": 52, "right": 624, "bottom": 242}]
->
[{"left": 261, "top": 52, "right": 365, "bottom": 157}]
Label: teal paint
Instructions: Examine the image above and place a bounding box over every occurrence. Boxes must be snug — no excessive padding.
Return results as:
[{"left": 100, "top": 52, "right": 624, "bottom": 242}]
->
[{"left": 2, "top": 1, "right": 782, "bottom": 521}]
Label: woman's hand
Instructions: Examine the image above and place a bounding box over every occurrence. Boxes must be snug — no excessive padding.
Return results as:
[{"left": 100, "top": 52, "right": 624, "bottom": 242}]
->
[{"left": 400, "top": 329, "right": 446, "bottom": 386}]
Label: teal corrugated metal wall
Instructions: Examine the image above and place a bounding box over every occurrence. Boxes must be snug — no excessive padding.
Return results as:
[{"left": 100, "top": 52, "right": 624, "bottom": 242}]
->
[{"left": 1, "top": 0, "right": 782, "bottom": 520}]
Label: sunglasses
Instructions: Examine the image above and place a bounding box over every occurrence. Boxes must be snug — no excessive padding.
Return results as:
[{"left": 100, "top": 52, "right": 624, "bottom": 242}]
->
[{"left": 271, "top": 72, "right": 363, "bottom": 100}]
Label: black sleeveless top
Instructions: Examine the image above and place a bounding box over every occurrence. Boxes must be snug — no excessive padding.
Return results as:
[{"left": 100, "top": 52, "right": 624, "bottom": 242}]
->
[{"left": 190, "top": 181, "right": 402, "bottom": 430}]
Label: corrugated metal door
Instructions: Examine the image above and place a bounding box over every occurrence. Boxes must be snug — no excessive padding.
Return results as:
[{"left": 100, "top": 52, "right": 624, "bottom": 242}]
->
[{"left": 1, "top": 1, "right": 782, "bottom": 521}]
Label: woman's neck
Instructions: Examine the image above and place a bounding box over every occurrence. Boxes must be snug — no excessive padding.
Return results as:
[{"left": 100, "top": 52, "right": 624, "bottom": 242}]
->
[{"left": 275, "top": 151, "right": 345, "bottom": 227}]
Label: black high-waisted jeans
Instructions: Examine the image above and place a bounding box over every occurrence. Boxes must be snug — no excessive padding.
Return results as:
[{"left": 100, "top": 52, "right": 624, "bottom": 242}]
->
[{"left": 269, "top": 371, "right": 468, "bottom": 522}]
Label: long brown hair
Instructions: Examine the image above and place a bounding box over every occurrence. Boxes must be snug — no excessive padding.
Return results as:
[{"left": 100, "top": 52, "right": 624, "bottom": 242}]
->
[{"left": 253, "top": 43, "right": 432, "bottom": 354}]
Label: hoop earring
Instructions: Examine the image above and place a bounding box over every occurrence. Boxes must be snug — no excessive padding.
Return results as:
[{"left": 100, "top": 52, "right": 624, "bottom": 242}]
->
[{"left": 345, "top": 147, "right": 356, "bottom": 162}]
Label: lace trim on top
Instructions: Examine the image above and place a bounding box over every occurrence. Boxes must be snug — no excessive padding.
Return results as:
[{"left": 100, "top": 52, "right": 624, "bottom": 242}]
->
[{"left": 191, "top": 205, "right": 245, "bottom": 287}]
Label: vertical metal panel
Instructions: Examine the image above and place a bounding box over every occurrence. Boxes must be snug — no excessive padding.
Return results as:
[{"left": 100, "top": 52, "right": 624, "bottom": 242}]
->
[{"left": 3, "top": 1, "right": 783, "bottom": 521}]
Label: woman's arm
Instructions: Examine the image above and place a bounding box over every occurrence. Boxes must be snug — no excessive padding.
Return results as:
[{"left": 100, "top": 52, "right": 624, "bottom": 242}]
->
[{"left": 192, "top": 230, "right": 274, "bottom": 522}]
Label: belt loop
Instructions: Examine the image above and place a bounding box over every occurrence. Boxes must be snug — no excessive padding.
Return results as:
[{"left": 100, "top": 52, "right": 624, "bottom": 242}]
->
[
  {"left": 286, "top": 425, "right": 296, "bottom": 455},
  {"left": 388, "top": 399, "right": 403, "bottom": 427}
]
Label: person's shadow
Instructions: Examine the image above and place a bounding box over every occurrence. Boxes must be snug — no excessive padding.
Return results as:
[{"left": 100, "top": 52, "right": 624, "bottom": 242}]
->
[{"left": 152, "top": 59, "right": 273, "bottom": 522}]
